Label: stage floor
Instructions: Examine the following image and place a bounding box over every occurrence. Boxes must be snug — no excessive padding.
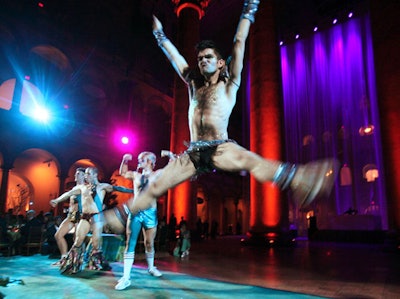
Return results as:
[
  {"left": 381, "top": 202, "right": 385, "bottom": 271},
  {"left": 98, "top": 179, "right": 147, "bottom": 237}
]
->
[{"left": 1, "top": 236, "right": 399, "bottom": 299}]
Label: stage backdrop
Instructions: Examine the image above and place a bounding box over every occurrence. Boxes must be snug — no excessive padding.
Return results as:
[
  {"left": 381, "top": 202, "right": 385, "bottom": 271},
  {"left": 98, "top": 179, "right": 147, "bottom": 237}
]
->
[{"left": 280, "top": 13, "right": 387, "bottom": 230}]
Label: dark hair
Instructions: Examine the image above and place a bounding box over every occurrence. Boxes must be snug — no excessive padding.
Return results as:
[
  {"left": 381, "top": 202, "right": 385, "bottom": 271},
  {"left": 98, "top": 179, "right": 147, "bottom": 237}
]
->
[
  {"left": 76, "top": 167, "right": 85, "bottom": 173},
  {"left": 86, "top": 167, "right": 98, "bottom": 175},
  {"left": 195, "top": 40, "right": 223, "bottom": 60}
]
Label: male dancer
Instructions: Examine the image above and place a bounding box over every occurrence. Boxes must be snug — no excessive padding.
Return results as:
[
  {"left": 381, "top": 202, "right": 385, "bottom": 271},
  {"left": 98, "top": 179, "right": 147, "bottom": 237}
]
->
[
  {"left": 101, "top": 0, "right": 338, "bottom": 234},
  {"left": 51, "top": 167, "right": 130, "bottom": 274},
  {"left": 49, "top": 167, "right": 85, "bottom": 266},
  {"left": 115, "top": 152, "right": 162, "bottom": 291}
]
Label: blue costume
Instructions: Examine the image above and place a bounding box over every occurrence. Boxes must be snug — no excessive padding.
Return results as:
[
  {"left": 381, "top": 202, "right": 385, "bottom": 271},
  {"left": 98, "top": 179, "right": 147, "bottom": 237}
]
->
[{"left": 126, "top": 208, "right": 158, "bottom": 252}]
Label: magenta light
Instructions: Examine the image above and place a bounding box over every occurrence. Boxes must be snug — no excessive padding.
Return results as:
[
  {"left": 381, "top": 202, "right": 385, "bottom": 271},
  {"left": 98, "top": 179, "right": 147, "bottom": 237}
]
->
[
  {"left": 121, "top": 136, "right": 129, "bottom": 144},
  {"left": 333, "top": 18, "right": 338, "bottom": 24},
  {"left": 295, "top": 34, "right": 300, "bottom": 39},
  {"left": 348, "top": 12, "right": 353, "bottom": 18},
  {"left": 279, "top": 41, "right": 284, "bottom": 46},
  {"left": 314, "top": 26, "right": 318, "bottom": 32},
  {"left": 113, "top": 129, "right": 136, "bottom": 151}
]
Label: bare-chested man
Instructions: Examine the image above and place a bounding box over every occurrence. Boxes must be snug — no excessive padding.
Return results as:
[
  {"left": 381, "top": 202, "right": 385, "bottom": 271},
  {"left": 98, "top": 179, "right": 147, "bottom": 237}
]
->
[
  {"left": 50, "top": 167, "right": 85, "bottom": 266},
  {"left": 51, "top": 167, "right": 130, "bottom": 274},
  {"left": 115, "top": 152, "right": 162, "bottom": 291},
  {"left": 101, "top": 0, "right": 338, "bottom": 234}
]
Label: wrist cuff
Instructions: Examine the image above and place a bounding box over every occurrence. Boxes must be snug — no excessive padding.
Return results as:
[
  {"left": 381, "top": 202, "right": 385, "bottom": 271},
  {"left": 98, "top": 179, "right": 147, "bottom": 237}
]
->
[{"left": 153, "top": 29, "right": 169, "bottom": 46}]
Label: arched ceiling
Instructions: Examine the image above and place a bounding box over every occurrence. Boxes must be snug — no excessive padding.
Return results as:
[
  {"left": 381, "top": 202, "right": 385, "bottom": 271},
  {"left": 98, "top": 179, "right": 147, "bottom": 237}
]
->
[{"left": 0, "top": 0, "right": 367, "bottom": 163}]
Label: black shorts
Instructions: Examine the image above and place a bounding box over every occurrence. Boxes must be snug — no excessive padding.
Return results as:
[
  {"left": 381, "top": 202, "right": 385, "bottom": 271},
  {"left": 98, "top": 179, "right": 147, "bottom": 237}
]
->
[{"left": 185, "top": 139, "right": 236, "bottom": 175}]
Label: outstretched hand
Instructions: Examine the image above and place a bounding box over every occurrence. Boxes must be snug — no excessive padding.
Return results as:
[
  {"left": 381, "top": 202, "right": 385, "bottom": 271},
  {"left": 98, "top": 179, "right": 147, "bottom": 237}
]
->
[{"left": 152, "top": 15, "right": 163, "bottom": 31}]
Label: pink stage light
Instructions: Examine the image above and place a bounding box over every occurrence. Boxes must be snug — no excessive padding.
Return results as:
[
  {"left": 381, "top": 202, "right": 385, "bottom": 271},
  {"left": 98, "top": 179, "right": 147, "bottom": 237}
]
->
[
  {"left": 113, "top": 129, "right": 136, "bottom": 152},
  {"left": 121, "top": 136, "right": 129, "bottom": 144}
]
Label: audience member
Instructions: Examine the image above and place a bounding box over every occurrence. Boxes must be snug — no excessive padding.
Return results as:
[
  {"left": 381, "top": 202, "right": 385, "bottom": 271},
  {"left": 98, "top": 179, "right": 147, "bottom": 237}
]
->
[
  {"left": 168, "top": 213, "right": 177, "bottom": 241},
  {"left": 203, "top": 220, "right": 209, "bottom": 240},
  {"left": 195, "top": 217, "right": 203, "bottom": 240},
  {"left": 15, "top": 210, "right": 43, "bottom": 254},
  {"left": 0, "top": 213, "right": 8, "bottom": 243},
  {"left": 210, "top": 220, "right": 219, "bottom": 239},
  {"left": 173, "top": 222, "right": 191, "bottom": 258},
  {"left": 42, "top": 213, "right": 61, "bottom": 256}
]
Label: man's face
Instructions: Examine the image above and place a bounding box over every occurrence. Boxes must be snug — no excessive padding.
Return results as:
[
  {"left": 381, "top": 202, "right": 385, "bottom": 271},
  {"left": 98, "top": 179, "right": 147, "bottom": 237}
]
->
[
  {"left": 137, "top": 154, "right": 151, "bottom": 170},
  {"left": 26, "top": 212, "right": 35, "bottom": 220},
  {"left": 85, "top": 169, "right": 96, "bottom": 184},
  {"left": 197, "top": 49, "right": 223, "bottom": 76},
  {"left": 75, "top": 170, "right": 85, "bottom": 183}
]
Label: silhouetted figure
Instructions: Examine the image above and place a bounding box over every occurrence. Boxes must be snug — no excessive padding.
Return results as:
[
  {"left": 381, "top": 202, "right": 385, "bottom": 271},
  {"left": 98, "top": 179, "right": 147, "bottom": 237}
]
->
[
  {"left": 210, "top": 220, "right": 219, "bottom": 240},
  {"left": 173, "top": 223, "right": 191, "bottom": 258},
  {"left": 344, "top": 207, "right": 358, "bottom": 215},
  {"left": 203, "top": 220, "right": 209, "bottom": 240},
  {"left": 179, "top": 216, "right": 187, "bottom": 228},
  {"left": 16, "top": 210, "right": 43, "bottom": 254},
  {"left": 196, "top": 217, "right": 203, "bottom": 240},
  {"left": 236, "top": 222, "right": 242, "bottom": 235},
  {"left": 168, "top": 213, "right": 177, "bottom": 241}
]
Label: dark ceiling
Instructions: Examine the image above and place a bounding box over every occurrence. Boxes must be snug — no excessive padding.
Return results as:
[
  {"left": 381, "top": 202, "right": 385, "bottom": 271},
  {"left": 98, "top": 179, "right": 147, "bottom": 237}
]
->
[
  {"left": 0, "top": 0, "right": 367, "bottom": 157},
  {"left": 0, "top": 0, "right": 365, "bottom": 90}
]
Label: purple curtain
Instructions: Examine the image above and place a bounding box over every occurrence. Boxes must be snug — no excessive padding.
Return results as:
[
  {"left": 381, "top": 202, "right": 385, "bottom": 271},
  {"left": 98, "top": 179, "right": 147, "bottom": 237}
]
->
[{"left": 280, "top": 14, "right": 387, "bottom": 229}]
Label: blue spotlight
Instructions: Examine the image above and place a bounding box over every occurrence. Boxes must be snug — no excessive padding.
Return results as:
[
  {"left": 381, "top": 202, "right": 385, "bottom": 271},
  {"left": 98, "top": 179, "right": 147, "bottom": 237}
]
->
[{"left": 32, "top": 106, "right": 50, "bottom": 123}]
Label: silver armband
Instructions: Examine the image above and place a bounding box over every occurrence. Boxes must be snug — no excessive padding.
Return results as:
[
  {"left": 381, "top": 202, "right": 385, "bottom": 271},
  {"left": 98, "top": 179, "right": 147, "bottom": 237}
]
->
[
  {"left": 241, "top": 0, "right": 260, "bottom": 23},
  {"left": 153, "top": 29, "right": 169, "bottom": 47}
]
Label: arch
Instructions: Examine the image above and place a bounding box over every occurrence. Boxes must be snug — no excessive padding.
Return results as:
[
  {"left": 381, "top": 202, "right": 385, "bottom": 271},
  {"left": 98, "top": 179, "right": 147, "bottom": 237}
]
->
[
  {"left": 64, "top": 159, "right": 96, "bottom": 190},
  {"left": 30, "top": 45, "right": 72, "bottom": 72},
  {"left": 11, "top": 148, "right": 60, "bottom": 214},
  {"left": 6, "top": 173, "right": 34, "bottom": 215},
  {"left": 0, "top": 78, "right": 51, "bottom": 119},
  {"left": 0, "top": 78, "right": 15, "bottom": 110},
  {"left": 146, "top": 95, "right": 172, "bottom": 115},
  {"left": 19, "top": 80, "right": 46, "bottom": 117}
]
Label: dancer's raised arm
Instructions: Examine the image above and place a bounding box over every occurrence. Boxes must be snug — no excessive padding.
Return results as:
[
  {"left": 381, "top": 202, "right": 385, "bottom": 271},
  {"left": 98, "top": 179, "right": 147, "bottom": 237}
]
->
[{"left": 152, "top": 15, "right": 191, "bottom": 84}]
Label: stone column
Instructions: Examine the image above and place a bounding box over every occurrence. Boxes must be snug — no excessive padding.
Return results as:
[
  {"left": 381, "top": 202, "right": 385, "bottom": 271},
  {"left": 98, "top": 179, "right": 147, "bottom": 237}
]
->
[
  {"left": 168, "top": 1, "right": 210, "bottom": 229},
  {"left": 369, "top": 0, "right": 400, "bottom": 230},
  {"left": 248, "top": 1, "right": 286, "bottom": 232},
  {"left": 55, "top": 169, "right": 68, "bottom": 216},
  {"left": 10, "top": 77, "right": 22, "bottom": 112},
  {"left": 0, "top": 160, "right": 13, "bottom": 213}
]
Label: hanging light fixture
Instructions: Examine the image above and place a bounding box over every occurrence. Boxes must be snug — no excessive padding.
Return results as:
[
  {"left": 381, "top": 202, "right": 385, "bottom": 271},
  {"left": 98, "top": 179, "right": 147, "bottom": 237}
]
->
[
  {"left": 359, "top": 95, "right": 374, "bottom": 136},
  {"left": 359, "top": 124, "right": 375, "bottom": 136}
]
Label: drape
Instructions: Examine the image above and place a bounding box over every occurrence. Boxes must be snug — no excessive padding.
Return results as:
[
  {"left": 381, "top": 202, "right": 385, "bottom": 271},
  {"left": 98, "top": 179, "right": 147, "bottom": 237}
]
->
[{"left": 280, "top": 14, "right": 387, "bottom": 229}]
